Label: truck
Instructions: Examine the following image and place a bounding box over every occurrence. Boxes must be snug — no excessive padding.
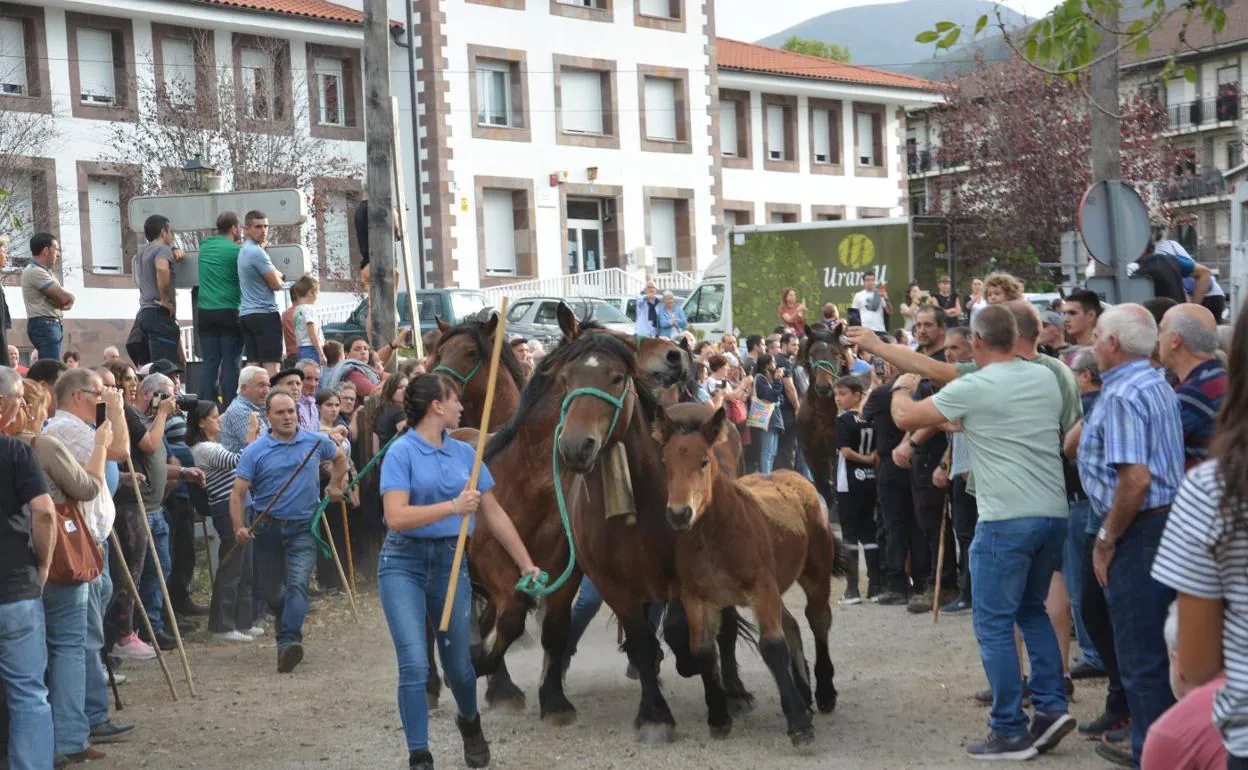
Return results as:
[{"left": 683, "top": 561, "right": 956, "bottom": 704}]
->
[
  {"left": 684, "top": 218, "right": 932, "bottom": 339},
  {"left": 321, "top": 288, "right": 489, "bottom": 347}
]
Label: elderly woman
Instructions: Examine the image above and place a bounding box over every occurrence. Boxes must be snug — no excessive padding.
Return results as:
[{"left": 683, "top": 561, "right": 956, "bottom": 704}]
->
[
  {"left": 324, "top": 336, "right": 382, "bottom": 398},
  {"left": 656, "top": 291, "right": 688, "bottom": 339}
]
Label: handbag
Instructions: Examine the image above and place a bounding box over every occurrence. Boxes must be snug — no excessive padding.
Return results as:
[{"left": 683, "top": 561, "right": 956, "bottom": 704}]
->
[
  {"left": 724, "top": 396, "right": 747, "bottom": 425},
  {"left": 746, "top": 376, "right": 776, "bottom": 430},
  {"left": 47, "top": 499, "right": 104, "bottom": 585}
]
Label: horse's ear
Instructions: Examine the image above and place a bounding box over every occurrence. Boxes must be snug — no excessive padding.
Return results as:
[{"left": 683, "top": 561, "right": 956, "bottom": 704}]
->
[
  {"left": 557, "top": 302, "right": 581, "bottom": 340},
  {"left": 436, "top": 315, "right": 451, "bottom": 333},
  {"left": 677, "top": 335, "right": 691, "bottom": 352},
  {"left": 650, "top": 403, "right": 671, "bottom": 445},
  {"left": 483, "top": 311, "right": 499, "bottom": 338},
  {"left": 805, "top": 323, "right": 820, "bottom": 342},
  {"left": 702, "top": 406, "right": 729, "bottom": 446}
]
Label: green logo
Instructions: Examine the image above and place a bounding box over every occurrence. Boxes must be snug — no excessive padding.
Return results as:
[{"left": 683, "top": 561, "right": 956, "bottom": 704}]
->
[{"left": 838, "top": 233, "right": 876, "bottom": 270}]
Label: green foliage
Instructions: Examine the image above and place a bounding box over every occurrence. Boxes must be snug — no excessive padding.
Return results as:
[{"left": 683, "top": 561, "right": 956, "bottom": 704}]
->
[
  {"left": 730, "top": 233, "right": 822, "bottom": 335},
  {"left": 780, "top": 35, "right": 852, "bottom": 63}
]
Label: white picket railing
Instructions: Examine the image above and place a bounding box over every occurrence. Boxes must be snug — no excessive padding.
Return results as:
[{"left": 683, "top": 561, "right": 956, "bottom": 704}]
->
[
  {"left": 318, "top": 301, "right": 359, "bottom": 325},
  {"left": 480, "top": 268, "right": 701, "bottom": 306}
]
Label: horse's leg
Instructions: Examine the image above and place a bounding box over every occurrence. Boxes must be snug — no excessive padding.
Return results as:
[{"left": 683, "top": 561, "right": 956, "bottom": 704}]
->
[
  {"left": 753, "top": 585, "right": 815, "bottom": 749},
  {"left": 425, "top": 616, "right": 442, "bottom": 709},
  {"left": 781, "top": 608, "right": 813, "bottom": 711},
  {"left": 686, "top": 599, "right": 733, "bottom": 738},
  {"left": 800, "top": 571, "right": 837, "bottom": 714},
  {"left": 473, "top": 593, "right": 527, "bottom": 677},
  {"left": 717, "top": 607, "right": 755, "bottom": 715},
  {"left": 662, "top": 600, "right": 698, "bottom": 678},
  {"left": 537, "top": 571, "right": 581, "bottom": 725},
  {"left": 617, "top": 601, "right": 677, "bottom": 744},
  {"left": 485, "top": 660, "right": 526, "bottom": 711}
]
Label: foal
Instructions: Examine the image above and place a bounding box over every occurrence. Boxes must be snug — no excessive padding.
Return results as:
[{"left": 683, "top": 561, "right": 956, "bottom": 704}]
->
[{"left": 653, "top": 405, "right": 842, "bottom": 748}]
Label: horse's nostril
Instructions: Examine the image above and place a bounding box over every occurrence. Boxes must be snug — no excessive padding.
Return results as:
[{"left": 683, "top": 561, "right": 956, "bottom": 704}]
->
[
  {"left": 667, "top": 350, "right": 683, "bottom": 364},
  {"left": 579, "top": 436, "right": 598, "bottom": 457}
]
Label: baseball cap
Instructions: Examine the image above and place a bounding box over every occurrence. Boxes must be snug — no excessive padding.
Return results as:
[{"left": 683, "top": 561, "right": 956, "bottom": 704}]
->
[{"left": 149, "top": 358, "right": 183, "bottom": 377}]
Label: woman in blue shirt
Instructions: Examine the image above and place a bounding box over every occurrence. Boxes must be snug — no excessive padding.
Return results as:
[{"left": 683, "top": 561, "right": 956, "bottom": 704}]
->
[
  {"left": 656, "top": 291, "right": 688, "bottom": 339},
  {"left": 752, "top": 353, "right": 786, "bottom": 473},
  {"left": 378, "top": 374, "right": 540, "bottom": 770}
]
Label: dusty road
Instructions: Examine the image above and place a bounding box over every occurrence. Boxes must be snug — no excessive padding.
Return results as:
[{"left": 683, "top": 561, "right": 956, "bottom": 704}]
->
[{"left": 91, "top": 579, "right": 1111, "bottom": 770}]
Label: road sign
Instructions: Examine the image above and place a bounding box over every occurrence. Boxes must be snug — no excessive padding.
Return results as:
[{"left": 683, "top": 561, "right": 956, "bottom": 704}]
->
[
  {"left": 1086, "top": 275, "right": 1156, "bottom": 306},
  {"left": 128, "top": 189, "right": 308, "bottom": 232},
  {"left": 173, "top": 244, "right": 311, "bottom": 289},
  {"left": 1078, "top": 180, "right": 1152, "bottom": 304}
]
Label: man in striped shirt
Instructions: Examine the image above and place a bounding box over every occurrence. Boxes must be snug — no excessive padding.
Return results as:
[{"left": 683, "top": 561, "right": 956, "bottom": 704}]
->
[
  {"left": 1075, "top": 303, "right": 1185, "bottom": 765},
  {"left": 1159, "top": 303, "right": 1226, "bottom": 469},
  {"left": 221, "top": 366, "right": 271, "bottom": 453}
]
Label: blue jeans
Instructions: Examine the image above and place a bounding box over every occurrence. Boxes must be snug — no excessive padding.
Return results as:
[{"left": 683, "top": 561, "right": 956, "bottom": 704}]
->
[
  {"left": 970, "top": 516, "right": 1068, "bottom": 738},
  {"left": 85, "top": 543, "right": 113, "bottom": 728},
  {"left": 197, "top": 308, "right": 244, "bottom": 407},
  {"left": 0, "top": 598, "right": 53, "bottom": 770},
  {"left": 139, "top": 510, "right": 170, "bottom": 637},
  {"left": 758, "top": 428, "right": 781, "bottom": 474},
  {"left": 26, "top": 316, "right": 62, "bottom": 362},
  {"left": 566, "top": 576, "right": 663, "bottom": 665},
  {"left": 1063, "top": 499, "right": 1103, "bottom": 670},
  {"left": 378, "top": 534, "right": 477, "bottom": 753},
  {"left": 43, "top": 582, "right": 89, "bottom": 756},
  {"left": 254, "top": 520, "right": 317, "bottom": 649},
  {"left": 1104, "top": 512, "right": 1176, "bottom": 762}
]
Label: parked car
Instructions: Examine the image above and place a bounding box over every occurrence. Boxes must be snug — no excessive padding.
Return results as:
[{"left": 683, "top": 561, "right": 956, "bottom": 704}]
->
[
  {"left": 322, "top": 289, "right": 489, "bottom": 347},
  {"left": 505, "top": 297, "right": 634, "bottom": 348},
  {"left": 603, "top": 288, "right": 692, "bottom": 322}
]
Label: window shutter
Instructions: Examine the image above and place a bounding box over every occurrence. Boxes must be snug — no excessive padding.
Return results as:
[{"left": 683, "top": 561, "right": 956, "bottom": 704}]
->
[
  {"left": 718, "top": 100, "right": 737, "bottom": 156},
  {"left": 561, "top": 69, "right": 604, "bottom": 134},
  {"left": 871, "top": 112, "right": 883, "bottom": 167},
  {"left": 0, "top": 19, "right": 28, "bottom": 95},
  {"left": 483, "top": 189, "right": 517, "bottom": 275},
  {"left": 241, "top": 47, "right": 270, "bottom": 118},
  {"left": 3, "top": 173, "right": 34, "bottom": 265},
  {"left": 856, "top": 111, "right": 874, "bottom": 165},
  {"left": 162, "top": 38, "right": 196, "bottom": 107},
  {"left": 314, "top": 56, "right": 344, "bottom": 125},
  {"left": 644, "top": 76, "right": 677, "bottom": 141},
  {"left": 88, "top": 179, "right": 123, "bottom": 273},
  {"left": 476, "top": 61, "right": 510, "bottom": 126},
  {"left": 77, "top": 28, "right": 116, "bottom": 103},
  {"left": 323, "top": 190, "right": 351, "bottom": 279},
  {"left": 649, "top": 199, "right": 677, "bottom": 274},
  {"left": 812, "top": 108, "right": 831, "bottom": 163},
  {"left": 638, "top": 0, "right": 672, "bottom": 17},
  {"left": 766, "top": 104, "right": 785, "bottom": 159}
]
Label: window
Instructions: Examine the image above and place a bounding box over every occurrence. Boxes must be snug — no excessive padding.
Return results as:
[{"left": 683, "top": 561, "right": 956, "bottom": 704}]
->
[
  {"left": 643, "top": 76, "right": 676, "bottom": 140},
  {"left": 812, "top": 108, "right": 831, "bottom": 162},
  {"left": 0, "top": 18, "right": 27, "bottom": 95},
  {"left": 476, "top": 60, "right": 512, "bottom": 127},
  {"left": 322, "top": 190, "right": 352, "bottom": 280},
  {"left": 766, "top": 104, "right": 785, "bottom": 160},
  {"left": 555, "top": 56, "right": 617, "bottom": 147},
  {"left": 856, "top": 112, "right": 875, "bottom": 165},
  {"left": 241, "top": 47, "right": 276, "bottom": 120},
  {"left": 482, "top": 189, "right": 517, "bottom": 275},
  {"left": 551, "top": 0, "right": 611, "bottom": 21},
  {"left": 1, "top": 173, "right": 33, "bottom": 267},
  {"left": 77, "top": 28, "right": 116, "bottom": 105},
  {"left": 535, "top": 301, "right": 560, "bottom": 326},
  {"left": 1229, "top": 140, "right": 1243, "bottom": 169},
  {"left": 634, "top": 0, "right": 683, "bottom": 29},
  {"left": 762, "top": 96, "right": 797, "bottom": 171},
  {"left": 558, "top": 0, "right": 604, "bottom": 6},
  {"left": 684, "top": 283, "right": 724, "bottom": 324},
  {"left": 809, "top": 99, "right": 842, "bottom": 172},
  {"left": 314, "top": 56, "right": 344, "bottom": 126},
  {"left": 87, "top": 178, "right": 123, "bottom": 273},
  {"left": 853, "top": 103, "right": 886, "bottom": 175},
  {"left": 719, "top": 101, "right": 738, "bottom": 156},
  {"left": 650, "top": 199, "right": 677, "bottom": 274},
  {"left": 507, "top": 301, "right": 532, "bottom": 324},
  {"left": 638, "top": 0, "right": 675, "bottom": 16},
  {"left": 161, "top": 37, "right": 195, "bottom": 108},
  {"left": 561, "top": 68, "right": 605, "bottom": 134},
  {"left": 724, "top": 209, "right": 738, "bottom": 229},
  {"left": 769, "top": 211, "right": 789, "bottom": 224}
]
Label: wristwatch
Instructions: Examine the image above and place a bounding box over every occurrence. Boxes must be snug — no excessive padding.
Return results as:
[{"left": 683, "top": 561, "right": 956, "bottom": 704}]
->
[
  {"left": 1096, "top": 527, "right": 1115, "bottom": 545},
  {"left": 908, "top": 439, "right": 920, "bottom": 450}
]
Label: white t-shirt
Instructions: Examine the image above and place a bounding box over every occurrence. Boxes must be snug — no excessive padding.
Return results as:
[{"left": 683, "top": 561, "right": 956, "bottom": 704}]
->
[
  {"left": 293, "top": 304, "right": 318, "bottom": 348},
  {"left": 851, "top": 289, "right": 887, "bottom": 332}
]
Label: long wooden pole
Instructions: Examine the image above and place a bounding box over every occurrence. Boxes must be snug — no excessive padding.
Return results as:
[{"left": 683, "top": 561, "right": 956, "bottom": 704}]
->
[
  {"left": 341, "top": 500, "right": 356, "bottom": 595},
  {"left": 439, "top": 298, "right": 510, "bottom": 632},
  {"left": 125, "top": 456, "right": 196, "bottom": 696},
  {"left": 932, "top": 493, "right": 950, "bottom": 624},
  {"left": 321, "top": 515, "right": 358, "bottom": 620},
  {"left": 220, "top": 439, "right": 322, "bottom": 567},
  {"left": 108, "top": 529, "right": 178, "bottom": 701}
]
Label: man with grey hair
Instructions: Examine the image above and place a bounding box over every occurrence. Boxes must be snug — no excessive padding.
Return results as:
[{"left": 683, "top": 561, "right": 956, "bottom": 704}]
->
[
  {"left": 221, "top": 366, "right": 270, "bottom": 453},
  {"left": 1159, "top": 303, "right": 1226, "bottom": 469},
  {"left": 1071, "top": 303, "right": 1185, "bottom": 766},
  {"left": 101, "top": 345, "right": 120, "bottom": 367},
  {"left": 295, "top": 359, "right": 321, "bottom": 432}
]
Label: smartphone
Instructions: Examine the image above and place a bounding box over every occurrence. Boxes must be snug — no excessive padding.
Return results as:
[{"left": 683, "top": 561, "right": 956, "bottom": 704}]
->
[
  {"left": 96, "top": 402, "right": 107, "bottom": 427},
  {"left": 847, "top": 308, "right": 862, "bottom": 327}
]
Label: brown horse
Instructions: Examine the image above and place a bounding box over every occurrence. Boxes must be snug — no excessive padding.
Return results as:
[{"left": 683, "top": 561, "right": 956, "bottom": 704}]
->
[
  {"left": 653, "top": 404, "right": 844, "bottom": 745},
  {"left": 432, "top": 313, "right": 527, "bottom": 431},
  {"left": 467, "top": 304, "right": 702, "bottom": 728},
  {"left": 796, "top": 323, "right": 846, "bottom": 512}
]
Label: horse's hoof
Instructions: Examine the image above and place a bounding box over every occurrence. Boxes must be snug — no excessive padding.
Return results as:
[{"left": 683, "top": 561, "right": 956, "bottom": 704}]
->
[
  {"left": 708, "top": 718, "right": 733, "bottom": 739},
  {"left": 816, "top": 693, "right": 837, "bottom": 714},
  {"left": 489, "top": 693, "right": 527, "bottom": 712},
  {"left": 726, "top": 693, "right": 756, "bottom": 716},
  {"left": 540, "top": 706, "right": 577, "bottom": 727},
  {"left": 789, "top": 725, "right": 816, "bottom": 750},
  {"left": 636, "top": 722, "right": 675, "bottom": 745}
]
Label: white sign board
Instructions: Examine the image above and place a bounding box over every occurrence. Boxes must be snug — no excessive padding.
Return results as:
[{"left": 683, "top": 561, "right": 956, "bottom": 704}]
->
[
  {"left": 128, "top": 189, "right": 308, "bottom": 232},
  {"left": 173, "top": 244, "right": 311, "bottom": 289}
]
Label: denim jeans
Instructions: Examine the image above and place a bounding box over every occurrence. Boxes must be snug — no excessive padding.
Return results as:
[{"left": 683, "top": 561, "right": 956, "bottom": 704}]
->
[
  {"left": 1063, "top": 499, "right": 1103, "bottom": 670},
  {"left": 139, "top": 509, "right": 171, "bottom": 637},
  {"left": 85, "top": 542, "right": 113, "bottom": 729},
  {"left": 197, "top": 308, "right": 244, "bottom": 407},
  {"left": 26, "top": 316, "right": 63, "bottom": 362},
  {"left": 757, "top": 427, "right": 781, "bottom": 473},
  {"left": 208, "top": 503, "right": 254, "bottom": 634},
  {"left": 0, "top": 597, "right": 53, "bottom": 770},
  {"left": 254, "top": 520, "right": 317, "bottom": 649},
  {"left": 970, "top": 516, "right": 1068, "bottom": 738},
  {"left": 378, "top": 534, "right": 478, "bottom": 753},
  {"left": 43, "top": 582, "right": 90, "bottom": 756},
  {"left": 1104, "top": 512, "right": 1176, "bottom": 762}
]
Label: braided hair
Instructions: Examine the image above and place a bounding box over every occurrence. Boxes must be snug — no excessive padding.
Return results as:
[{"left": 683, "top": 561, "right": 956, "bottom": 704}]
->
[{"left": 403, "top": 373, "right": 461, "bottom": 428}]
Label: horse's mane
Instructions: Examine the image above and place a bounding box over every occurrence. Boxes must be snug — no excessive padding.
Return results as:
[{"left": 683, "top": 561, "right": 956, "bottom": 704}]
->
[
  {"left": 437, "top": 318, "right": 527, "bottom": 393},
  {"left": 484, "top": 328, "right": 659, "bottom": 461}
]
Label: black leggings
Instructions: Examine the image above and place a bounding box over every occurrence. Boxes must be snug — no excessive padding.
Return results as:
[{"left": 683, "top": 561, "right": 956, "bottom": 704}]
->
[{"left": 838, "top": 488, "right": 877, "bottom": 546}]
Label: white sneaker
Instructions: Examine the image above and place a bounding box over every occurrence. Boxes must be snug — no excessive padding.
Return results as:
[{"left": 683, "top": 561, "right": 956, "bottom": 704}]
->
[
  {"left": 243, "top": 626, "right": 265, "bottom": 637},
  {"left": 111, "top": 673, "right": 128, "bottom": 685},
  {"left": 113, "top": 635, "right": 157, "bottom": 661},
  {"left": 213, "top": 631, "right": 253, "bottom": 643}
]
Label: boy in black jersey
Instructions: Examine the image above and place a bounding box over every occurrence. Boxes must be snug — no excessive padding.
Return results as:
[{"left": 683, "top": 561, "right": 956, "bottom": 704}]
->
[{"left": 834, "top": 375, "right": 879, "bottom": 603}]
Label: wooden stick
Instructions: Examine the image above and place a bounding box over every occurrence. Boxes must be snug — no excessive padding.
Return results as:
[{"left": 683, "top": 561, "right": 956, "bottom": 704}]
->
[
  {"left": 126, "top": 456, "right": 196, "bottom": 696},
  {"left": 220, "top": 440, "right": 322, "bottom": 567},
  {"left": 440, "top": 297, "right": 511, "bottom": 632},
  {"left": 202, "top": 516, "right": 216, "bottom": 587},
  {"left": 932, "top": 492, "right": 950, "bottom": 624},
  {"left": 108, "top": 529, "right": 178, "bottom": 701},
  {"left": 322, "top": 515, "right": 358, "bottom": 620},
  {"left": 341, "top": 500, "right": 356, "bottom": 595}
]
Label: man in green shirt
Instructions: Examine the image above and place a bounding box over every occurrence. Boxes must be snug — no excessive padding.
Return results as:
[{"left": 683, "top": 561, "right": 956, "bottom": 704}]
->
[{"left": 196, "top": 212, "right": 243, "bottom": 405}]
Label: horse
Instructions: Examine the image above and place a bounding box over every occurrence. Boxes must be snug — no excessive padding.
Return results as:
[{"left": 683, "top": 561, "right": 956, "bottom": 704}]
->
[
  {"left": 433, "top": 313, "right": 528, "bottom": 431},
  {"left": 467, "top": 303, "right": 709, "bottom": 728},
  {"left": 652, "top": 404, "right": 846, "bottom": 746},
  {"left": 796, "top": 323, "right": 846, "bottom": 513}
]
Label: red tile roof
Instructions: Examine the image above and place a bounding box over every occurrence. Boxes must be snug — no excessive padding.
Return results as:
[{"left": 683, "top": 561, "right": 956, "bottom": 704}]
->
[
  {"left": 192, "top": 0, "right": 365, "bottom": 25},
  {"left": 717, "top": 37, "right": 944, "bottom": 93}
]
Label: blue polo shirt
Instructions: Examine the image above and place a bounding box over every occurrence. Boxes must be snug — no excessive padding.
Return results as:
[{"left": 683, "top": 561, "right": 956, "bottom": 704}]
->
[
  {"left": 236, "top": 429, "right": 337, "bottom": 521},
  {"left": 380, "top": 429, "right": 495, "bottom": 539}
]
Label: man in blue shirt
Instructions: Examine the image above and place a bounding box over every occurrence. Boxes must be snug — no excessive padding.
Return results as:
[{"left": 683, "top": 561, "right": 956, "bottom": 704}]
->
[
  {"left": 1073, "top": 303, "right": 1185, "bottom": 766},
  {"left": 231, "top": 391, "right": 345, "bottom": 673},
  {"left": 236, "top": 211, "right": 285, "bottom": 375}
]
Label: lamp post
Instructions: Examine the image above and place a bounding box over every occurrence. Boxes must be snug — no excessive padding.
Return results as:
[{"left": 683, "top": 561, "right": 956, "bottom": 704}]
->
[{"left": 181, "top": 155, "right": 217, "bottom": 192}]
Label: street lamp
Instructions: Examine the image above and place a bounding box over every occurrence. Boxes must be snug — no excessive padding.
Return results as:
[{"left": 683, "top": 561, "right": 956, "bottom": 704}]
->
[{"left": 182, "top": 155, "right": 217, "bottom": 192}]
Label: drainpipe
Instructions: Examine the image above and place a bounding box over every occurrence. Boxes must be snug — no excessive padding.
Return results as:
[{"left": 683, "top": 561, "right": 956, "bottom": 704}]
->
[{"left": 390, "top": 19, "right": 428, "bottom": 289}]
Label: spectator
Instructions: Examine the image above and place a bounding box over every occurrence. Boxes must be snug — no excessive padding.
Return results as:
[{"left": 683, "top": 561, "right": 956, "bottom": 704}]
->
[
  {"left": 983, "top": 272, "right": 1024, "bottom": 304},
  {"left": 862, "top": 343, "right": 915, "bottom": 606},
  {"left": 27, "top": 358, "right": 68, "bottom": 392},
  {"left": 1073, "top": 303, "right": 1185, "bottom": 766},
  {"left": 325, "top": 337, "right": 381, "bottom": 398},
  {"left": 1135, "top": 240, "right": 1188, "bottom": 305},
  {"left": 774, "top": 333, "right": 803, "bottom": 472},
  {"left": 1039, "top": 311, "right": 1069, "bottom": 359},
  {"left": 0, "top": 365, "right": 58, "bottom": 769},
  {"left": 833, "top": 375, "right": 878, "bottom": 604},
  {"left": 315, "top": 388, "right": 355, "bottom": 596},
  {"left": 1158, "top": 304, "right": 1226, "bottom": 469},
  {"left": 900, "top": 282, "right": 925, "bottom": 333},
  {"left": 851, "top": 271, "right": 890, "bottom": 333},
  {"left": 291, "top": 275, "right": 325, "bottom": 365},
  {"left": 634, "top": 281, "right": 661, "bottom": 338},
  {"left": 7, "top": 343, "right": 22, "bottom": 372},
  {"left": 778, "top": 288, "right": 807, "bottom": 335},
  {"left": 819, "top": 302, "right": 840, "bottom": 330},
  {"left": 237, "top": 210, "right": 285, "bottom": 374},
  {"left": 374, "top": 374, "right": 411, "bottom": 448},
  {"left": 196, "top": 212, "right": 244, "bottom": 407},
  {"left": 742, "top": 335, "right": 763, "bottom": 375},
  {"left": 128, "top": 215, "right": 185, "bottom": 367},
  {"left": 324, "top": 340, "right": 344, "bottom": 369},
  {"left": 221, "top": 367, "right": 270, "bottom": 453},
  {"left": 1063, "top": 289, "right": 1103, "bottom": 357},
  {"left": 272, "top": 368, "right": 304, "bottom": 399},
  {"left": 750, "top": 353, "right": 786, "bottom": 473},
  {"left": 158, "top": 383, "right": 208, "bottom": 620},
  {"left": 334, "top": 382, "right": 359, "bottom": 440},
  {"left": 187, "top": 401, "right": 262, "bottom": 643},
  {"left": 656, "top": 292, "right": 688, "bottom": 339},
  {"left": 935, "top": 325, "right": 976, "bottom": 614},
  {"left": 295, "top": 360, "right": 322, "bottom": 433},
  {"left": 966, "top": 277, "right": 987, "bottom": 324},
  {"left": 0, "top": 236, "right": 10, "bottom": 356},
  {"left": 934, "top": 275, "right": 962, "bottom": 322},
  {"left": 100, "top": 346, "right": 120, "bottom": 367},
  {"left": 62, "top": 350, "right": 79, "bottom": 368},
  {"left": 230, "top": 391, "right": 346, "bottom": 672},
  {"left": 22, "top": 232, "right": 74, "bottom": 361},
  {"left": 509, "top": 337, "right": 534, "bottom": 380},
  {"left": 892, "top": 305, "right": 1074, "bottom": 760}
]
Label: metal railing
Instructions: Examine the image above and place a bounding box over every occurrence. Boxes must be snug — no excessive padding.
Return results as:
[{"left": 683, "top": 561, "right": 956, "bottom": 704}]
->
[
  {"left": 479, "top": 267, "right": 701, "bottom": 306},
  {"left": 1162, "top": 167, "right": 1229, "bottom": 202},
  {"left": 1166, "top": 93, "right": 1242, "bottom": 130},
  {"left": 317, "top": 302, "right": 359, "bottom": 325},
  {"left": 906, "top": 150, "right": 932, "bottom": 174}
]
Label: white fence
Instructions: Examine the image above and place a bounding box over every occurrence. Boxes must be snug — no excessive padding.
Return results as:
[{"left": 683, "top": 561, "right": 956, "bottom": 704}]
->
[
  {"left": 480, "top": 267, "right": 701, "bottom": 306},
  {"left": 181, "top": 301, "right": 358, "bottom": 363}
]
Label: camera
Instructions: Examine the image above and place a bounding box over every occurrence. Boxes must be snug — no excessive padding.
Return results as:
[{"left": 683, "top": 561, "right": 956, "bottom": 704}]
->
[{"left": 154, "top": 391, "right": 199, "bottom": 412}]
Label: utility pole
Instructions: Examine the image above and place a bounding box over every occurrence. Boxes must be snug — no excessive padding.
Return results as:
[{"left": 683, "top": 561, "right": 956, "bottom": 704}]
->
[
  {"left": 364, "top": 0, "right": 397, "bottom": 366},
  {"left": 1090, "top": 7, "right": 1121, "bottom": 184}
]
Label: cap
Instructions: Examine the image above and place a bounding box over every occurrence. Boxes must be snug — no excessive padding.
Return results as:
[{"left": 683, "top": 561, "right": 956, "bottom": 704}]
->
[
  {"left": 1042, "top": 310, "right": 1064, "bottom": 327},
  {"left": 149, "top": 358, "right": 183, "bottom": 377},
  {"left": 273, "top": 367, "right": 305, "bottom": 384}
]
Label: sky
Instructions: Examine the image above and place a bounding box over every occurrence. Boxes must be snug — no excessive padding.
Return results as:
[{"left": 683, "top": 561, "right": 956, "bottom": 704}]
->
[{"left": 715, "top": 0, "right": 1061, "bottom": 43}]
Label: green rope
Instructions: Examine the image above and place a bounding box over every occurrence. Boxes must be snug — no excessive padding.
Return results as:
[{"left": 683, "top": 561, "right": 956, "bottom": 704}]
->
[
  {"left": 433, "top": 359, "right": 484, "bottom": 387},
  {"left": 309, "top": 431, "right": 404, "bottom": 557},
  {"left": 811, "top": 358, "right": 842, "bottom": 377},
  {"left": 514, "top": 380, "right": 629, "bottom": 598}
]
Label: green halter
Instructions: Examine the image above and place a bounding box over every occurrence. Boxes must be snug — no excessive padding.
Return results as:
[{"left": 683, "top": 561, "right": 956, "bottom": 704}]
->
[
  {"left": 516, "top": 378, "right": 631, "bottom": 597},
  {"left": 810, "top": 358, "right": 842, "bottom": 377},
  {"left": 433, "top": 358, "right": 484, "bottom": 387}
]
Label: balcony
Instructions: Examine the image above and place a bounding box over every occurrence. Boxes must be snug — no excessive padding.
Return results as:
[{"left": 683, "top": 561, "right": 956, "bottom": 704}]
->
[
  {"left": 1162, "top": 167, "right": 1229, "bottom": 202},
  {"left": 1165, "top": 89, "right": 1242, "bottom": 132},
  {"left": 906, "top": 150, "right": 932, "bottom": 175}
]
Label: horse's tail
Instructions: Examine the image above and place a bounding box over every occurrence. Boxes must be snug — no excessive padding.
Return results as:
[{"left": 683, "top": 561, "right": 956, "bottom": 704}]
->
[
  {"left": 830, "top": 531, "right": 852, "bottom": 579},
  {"left": 732, "top": 608, "right": 759, "bottom": 652}
]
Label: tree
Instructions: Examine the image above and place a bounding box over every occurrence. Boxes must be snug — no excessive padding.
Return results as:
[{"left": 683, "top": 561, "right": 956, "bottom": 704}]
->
[
  {"left": 781, "top": 36, "right": 851, "bottom": 63},
  {"left": 0, "top": 108, "right": 60, "bottom": 270}
]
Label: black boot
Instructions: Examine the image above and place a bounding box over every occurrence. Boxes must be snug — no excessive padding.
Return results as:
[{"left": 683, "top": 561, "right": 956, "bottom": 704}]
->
[
  {"left": 456, "top": 714, "right": 491, "bottom": 768},
  {"left": 838, "top": 544, "right": 861, "bottom": 605},
  {"left": 864, "top": 546, "right": 882, "bottom": 602},
  {"left": 409, "top": 749, "right": 434, "bottom": 770}
]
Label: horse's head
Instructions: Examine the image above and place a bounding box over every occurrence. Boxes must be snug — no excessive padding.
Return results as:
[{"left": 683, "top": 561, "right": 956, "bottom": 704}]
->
[
  {"left": 802, "top": 323, "right": 846, "bottom": 398},
  {"left": 651, "top": 404, "right": 727, "bottom": 530},
  {"left": 556, "top": 302, "right": 690, "bottom": 389},
  {"left": 431, "top": 312, "right": 499, "bottom": 388},
  {"left": 551, "top": 333, "right": 640, "bottom": 474}
]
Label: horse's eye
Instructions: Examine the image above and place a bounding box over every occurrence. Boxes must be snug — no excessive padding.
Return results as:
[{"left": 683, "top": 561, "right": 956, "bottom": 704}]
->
[
  {"left": 611, "top": 374, "right": 625, "bottom": 385},
  {"left": 700, "top": 457, "right": 710, "bottom": 470}
]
